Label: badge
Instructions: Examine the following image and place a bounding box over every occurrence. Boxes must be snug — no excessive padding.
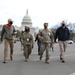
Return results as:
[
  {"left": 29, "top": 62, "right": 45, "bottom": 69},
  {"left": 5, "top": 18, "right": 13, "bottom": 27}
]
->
[
  {"left": 48, "top": 32, "right": 50, "bottom": 35},
  {"left": 27, "top": 38, "right": 29, "bottom": 41}
]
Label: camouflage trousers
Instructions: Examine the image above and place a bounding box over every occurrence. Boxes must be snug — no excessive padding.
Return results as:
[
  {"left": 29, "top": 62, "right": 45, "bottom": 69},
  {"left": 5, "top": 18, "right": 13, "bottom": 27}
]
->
[
  {"left": 23, "top": 45, "right": 32, "bottom": 60},
  {"left": 40, "top": 43, "right": 50, "bottom": 60}
]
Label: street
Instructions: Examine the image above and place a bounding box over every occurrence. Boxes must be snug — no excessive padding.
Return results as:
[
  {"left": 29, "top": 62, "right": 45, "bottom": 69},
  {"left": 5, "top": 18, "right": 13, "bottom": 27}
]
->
[{"left": 0, "top": 41, "right": 75, "bottom": 75}]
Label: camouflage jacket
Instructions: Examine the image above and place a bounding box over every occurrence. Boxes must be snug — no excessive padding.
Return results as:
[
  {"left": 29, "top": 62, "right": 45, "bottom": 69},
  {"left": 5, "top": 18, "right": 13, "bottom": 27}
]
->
[
  {"left": 22, "top": 32, "right": 34, "bottom": 46},
  {"left": 39, "top": 29, "right": 54, "bottom": 43}
]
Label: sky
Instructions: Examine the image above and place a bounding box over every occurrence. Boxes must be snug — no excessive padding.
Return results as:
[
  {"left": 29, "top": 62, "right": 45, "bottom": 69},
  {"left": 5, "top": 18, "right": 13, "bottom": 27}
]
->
[{"left": 0, "top": 0, "right": 75, "bottom": 28}]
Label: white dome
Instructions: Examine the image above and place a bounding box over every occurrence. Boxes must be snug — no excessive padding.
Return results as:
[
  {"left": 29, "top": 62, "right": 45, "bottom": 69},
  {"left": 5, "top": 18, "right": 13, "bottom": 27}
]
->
[
  {"left": 22, "top": 9, "right": 32, "bottom": 25},
  {"left": 22, "top": 15, "right": 32, "bottom": 23}
]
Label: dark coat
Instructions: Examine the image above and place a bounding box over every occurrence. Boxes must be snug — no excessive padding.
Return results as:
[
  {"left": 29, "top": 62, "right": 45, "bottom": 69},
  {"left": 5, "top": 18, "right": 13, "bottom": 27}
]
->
[{"left": 54, "top": 26, "right": 70, "bottom": 42}]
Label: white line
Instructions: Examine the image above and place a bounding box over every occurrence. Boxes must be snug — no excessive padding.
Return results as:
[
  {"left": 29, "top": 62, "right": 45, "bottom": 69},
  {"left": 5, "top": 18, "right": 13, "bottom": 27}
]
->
[{"left": 70, "top": 73, "right": 75, "bottom": 75}]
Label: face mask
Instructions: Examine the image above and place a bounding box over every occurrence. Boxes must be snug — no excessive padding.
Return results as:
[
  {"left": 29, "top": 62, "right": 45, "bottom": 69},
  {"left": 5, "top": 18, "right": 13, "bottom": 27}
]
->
[
  {"left": 9, "top": 22, "right": 13, "bottom": 25},
  {"left": 44, "top": 25, "right": 47, "bottom": 29},
  {"left": 25, "top": 29, "right": 30, "bottom": 32},
  {"left": 62, "top": 23, "right": 65, "bottom": 27}
]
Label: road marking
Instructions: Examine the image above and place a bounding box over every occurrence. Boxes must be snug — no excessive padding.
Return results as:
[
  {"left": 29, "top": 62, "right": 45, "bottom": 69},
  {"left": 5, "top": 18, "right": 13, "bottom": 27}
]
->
[
  {"left": 70, "top": 73, "right": 75, "bottom": 75},
  {"left": 33, "top": 54, "right": 75, "bottom": 61}
]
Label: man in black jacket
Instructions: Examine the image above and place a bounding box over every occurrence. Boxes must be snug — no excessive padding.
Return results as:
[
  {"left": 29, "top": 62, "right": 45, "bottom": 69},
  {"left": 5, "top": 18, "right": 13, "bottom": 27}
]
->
[
  {"left": 35, "top": 30, "right": 41, "bottom": 55},
  {"left": 54, "top": 21, "right": 70, "bottom": 63}
]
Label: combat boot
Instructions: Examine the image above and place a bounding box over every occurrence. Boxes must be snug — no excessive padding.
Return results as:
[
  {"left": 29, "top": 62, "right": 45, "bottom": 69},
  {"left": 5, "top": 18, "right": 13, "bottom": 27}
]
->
[
  {"left": 45, "top": 59, "right": 49, "bottom": 64},
  {"left": 45, "top": 58, "right": 49, "bottom": 64},
  {"left": 25, "top": 59, "right": 28, "bottom": 62}
]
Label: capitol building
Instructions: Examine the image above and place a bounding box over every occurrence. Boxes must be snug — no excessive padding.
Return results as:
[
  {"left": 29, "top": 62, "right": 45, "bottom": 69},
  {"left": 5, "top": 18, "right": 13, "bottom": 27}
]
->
[
  {"left": 20, "top": 9, "right": 39, "bottom": 39},
  {"left": 21, "top": 9, "right": 32, "bottom": 30}
]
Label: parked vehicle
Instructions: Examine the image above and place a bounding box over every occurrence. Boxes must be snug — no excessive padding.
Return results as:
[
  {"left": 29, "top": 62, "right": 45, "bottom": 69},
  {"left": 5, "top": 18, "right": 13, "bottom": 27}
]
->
[{"left": 67, "top": 40, "right": 74, "bottom": 44}]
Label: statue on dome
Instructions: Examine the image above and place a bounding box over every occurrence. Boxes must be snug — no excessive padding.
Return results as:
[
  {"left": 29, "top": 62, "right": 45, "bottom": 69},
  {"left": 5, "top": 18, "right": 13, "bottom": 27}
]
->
[{"left": 26, "top": 9, "right": 28, "bottom": 15}]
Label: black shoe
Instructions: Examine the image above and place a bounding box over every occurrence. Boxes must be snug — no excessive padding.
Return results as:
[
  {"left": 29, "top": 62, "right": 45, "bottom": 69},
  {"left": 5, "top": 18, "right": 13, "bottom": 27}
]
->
[
  {"left": 61, "top": 60, "right": 65, "bottom": 63},
  {"left": 3, "top": 61, "right": 7, "bottom": 63}
]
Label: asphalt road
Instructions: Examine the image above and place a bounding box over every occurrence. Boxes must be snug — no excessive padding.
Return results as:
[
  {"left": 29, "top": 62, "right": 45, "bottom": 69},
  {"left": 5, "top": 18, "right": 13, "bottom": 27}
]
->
[{"left": 0, "top": 41, "right": 75, "bottom": 75}]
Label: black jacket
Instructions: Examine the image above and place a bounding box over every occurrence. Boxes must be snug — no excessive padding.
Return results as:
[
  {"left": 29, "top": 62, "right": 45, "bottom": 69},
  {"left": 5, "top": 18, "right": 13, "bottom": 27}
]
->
[
  {"left": 54, "top": 26, "right": 70, "bottom": 42},
  {"left": 35, "top": 34, "right": 40, "bottom": 43}
]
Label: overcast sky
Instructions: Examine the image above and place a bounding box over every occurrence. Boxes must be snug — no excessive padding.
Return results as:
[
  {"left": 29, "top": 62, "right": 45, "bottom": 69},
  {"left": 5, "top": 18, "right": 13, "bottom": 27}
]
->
[{"left": 0, "top": 0, "right": 75, "bottom": 28}]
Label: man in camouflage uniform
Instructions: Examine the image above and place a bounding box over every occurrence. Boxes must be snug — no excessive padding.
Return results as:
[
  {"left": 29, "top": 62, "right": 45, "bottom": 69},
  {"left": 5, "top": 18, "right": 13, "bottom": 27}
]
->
[
  {"left": 22, "top": 26, "right": 34, "bottom": 62},
  {"left": 39, "top": 23, "right": 54, "bottom": 64}
]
